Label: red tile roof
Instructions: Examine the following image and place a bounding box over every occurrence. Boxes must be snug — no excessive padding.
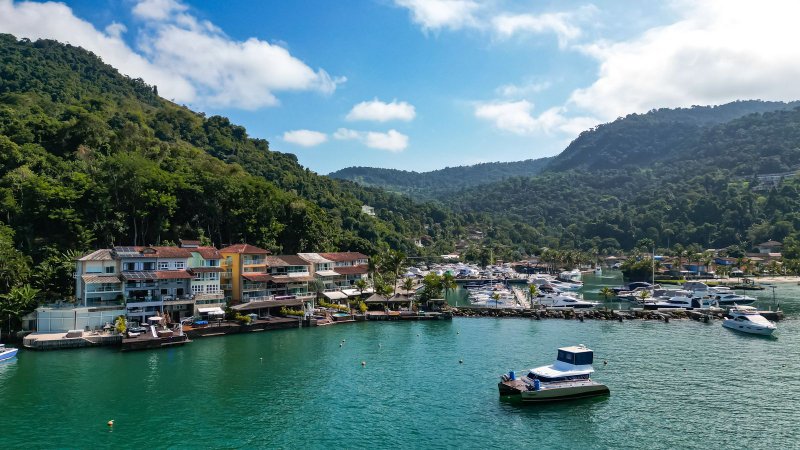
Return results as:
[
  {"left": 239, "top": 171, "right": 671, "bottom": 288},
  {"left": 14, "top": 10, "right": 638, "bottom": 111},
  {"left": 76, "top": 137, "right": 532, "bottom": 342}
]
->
[
  {"left": 266, "top": 255, "right": 310, "bottom": 267},
  {"left": 242, "top": 273, "right": 271, "bottom": 282},
  {"left": 155, "top": 270, "right": 193, "bottom": 279},
  {"left": 219, "top": 244, "right": 271, "bottom": 255},
  {"left": 319, "top": 252, "right": 369, "bottom": 262},
  {"left": 193, "top": 246, "right": 221, "bottom": 259},
  {"left": 333, "top": 265, "right": 369, "bottom": 275}
]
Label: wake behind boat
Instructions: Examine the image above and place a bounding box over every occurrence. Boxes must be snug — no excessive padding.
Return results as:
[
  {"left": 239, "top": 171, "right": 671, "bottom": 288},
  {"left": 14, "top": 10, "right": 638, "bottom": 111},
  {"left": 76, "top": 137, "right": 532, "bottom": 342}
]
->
[
  {"left": 498, "top": 345, "right": 609, "bottom": 403},
  {"left": 0, "top": 343, "right": 18, "bottom": 362}
]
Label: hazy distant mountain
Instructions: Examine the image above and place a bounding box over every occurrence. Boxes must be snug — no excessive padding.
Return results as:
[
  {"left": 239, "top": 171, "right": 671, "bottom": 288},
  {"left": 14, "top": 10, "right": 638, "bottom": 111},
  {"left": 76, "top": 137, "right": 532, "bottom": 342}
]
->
[{"left": 329, "top": 158, "right": 552, "bottom": 200}]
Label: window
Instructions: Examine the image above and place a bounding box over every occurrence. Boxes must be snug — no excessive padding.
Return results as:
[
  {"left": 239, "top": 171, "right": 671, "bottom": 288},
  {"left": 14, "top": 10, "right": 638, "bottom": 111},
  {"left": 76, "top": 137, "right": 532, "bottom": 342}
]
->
[
  {"left": 143, "top": 262, "right": 155, "bottom": 270},
  {"left": 105, "top": 266, "right": 115, "bottom": 274},
  {"left": 159, "top": 262, "right": 169, "bottom": 270},
  {"left": 124, "top": 263, "right": 136, "bottom": 271},
  {"left": 175, "top": 262, "right": 185, "bottom": 269},
  {"left": 192, "top": 285, "right": 203, "bottom": 294},
  {"left": 208, "top": 273, "right": 218, "bottom": 280}
]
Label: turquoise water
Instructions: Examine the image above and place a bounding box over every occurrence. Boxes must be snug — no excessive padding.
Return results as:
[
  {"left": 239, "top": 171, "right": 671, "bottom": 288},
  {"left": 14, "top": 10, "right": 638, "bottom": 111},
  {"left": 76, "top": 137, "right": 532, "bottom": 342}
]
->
[{"left": 2, "top": 280, "right": 799, "bottom": 448}]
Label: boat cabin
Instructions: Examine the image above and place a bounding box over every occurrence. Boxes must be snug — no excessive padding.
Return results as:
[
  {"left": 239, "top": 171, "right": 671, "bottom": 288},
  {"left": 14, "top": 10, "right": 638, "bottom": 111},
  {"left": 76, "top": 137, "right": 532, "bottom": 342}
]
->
[{"left": 526, "top": 345, "right": 595, "bottom": 382}]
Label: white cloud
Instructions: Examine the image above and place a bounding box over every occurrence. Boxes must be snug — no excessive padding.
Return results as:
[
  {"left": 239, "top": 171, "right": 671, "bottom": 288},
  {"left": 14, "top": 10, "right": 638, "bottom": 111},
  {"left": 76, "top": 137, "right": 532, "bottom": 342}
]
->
[
  {"left": 492, "top": 12, "right": 582, "bottom": 47},
  {"left": 496, "top": 81, "right": 551, "bottom": 98},
  {"left": 0, "top": 0, "right": 343, "bottom": 110},
  {"left": 394, "top": 0, "right": 481, "bottom": 31},
  {"left": 346, "top": 99, "right": 416, "bottom": 122},
  {"left": 334, "top": 128, "right": 409, "bottom": 152},
  {"left": 132, "top": 0, "right": 186, "bottom": 21},
  {"left": 283, "top": 129, "right": 328, "bottom": 147},
  {"left": 104, "top": 22, "right": 126, "bottom": 39},
  {"left": 569, "top": 0, "right": 800, "bottom": 120},
  {"left": 474, "top": 100, "right": 597, "bottom": 136}
]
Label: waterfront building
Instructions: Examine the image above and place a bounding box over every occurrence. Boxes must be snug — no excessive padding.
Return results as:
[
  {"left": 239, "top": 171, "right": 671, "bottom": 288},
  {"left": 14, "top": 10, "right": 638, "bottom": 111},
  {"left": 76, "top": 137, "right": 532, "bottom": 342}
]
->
[
  {"left": 75, "top": 249, "right": 123, "bottom": 307},
  {"left": 298, "top": 253, "right": 343, "bottom": 300},
  {"left": 264, "top": 255, "right": 315, "bottom": 299},
  {"left": 220, "top": 244, "right": 271, "bottom": 304},
  {"left": 182, "top": 241, "right": 225, "bottom": 316},
  {"left": 113, "top": 246, "right": 194, "bottom": 323},
  {"left": 320, "top": 252, "right": 369, "bottom": 289}
]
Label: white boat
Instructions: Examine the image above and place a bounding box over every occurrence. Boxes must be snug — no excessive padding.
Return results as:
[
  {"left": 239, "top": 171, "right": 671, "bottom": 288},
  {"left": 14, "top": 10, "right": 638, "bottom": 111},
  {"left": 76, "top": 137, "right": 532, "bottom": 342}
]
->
[
  {"left": 498, "top": 345, "right": 610, "bottom": 402},
  {"left": 722, "top": 305, "right": 776, "bottom": 335},
  {"left": 558, "top": 269, "right": 583, "bottom": 284},
  {"left": 714, "top": 293, "right": 756, "bottom": 306},
  {"left": 0, "top": 343, "right": 18, "bottom": 362},
  {"left": 536, "top": 293, "right": 598, "bottom": 309},
  {"left": 594, "top": 267, "right": 602, "bottom": 275}
]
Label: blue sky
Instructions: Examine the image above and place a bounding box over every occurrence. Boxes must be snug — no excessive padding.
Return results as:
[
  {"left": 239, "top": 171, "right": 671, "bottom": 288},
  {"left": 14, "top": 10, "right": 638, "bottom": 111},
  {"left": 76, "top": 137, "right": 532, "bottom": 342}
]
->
[{"left": 1, "top": 1, "right": 799, "bottom": 174}]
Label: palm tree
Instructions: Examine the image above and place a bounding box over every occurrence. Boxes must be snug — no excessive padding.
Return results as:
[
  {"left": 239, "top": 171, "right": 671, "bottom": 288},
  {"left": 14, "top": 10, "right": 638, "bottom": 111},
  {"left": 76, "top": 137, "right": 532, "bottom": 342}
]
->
[
  {"left": 383, "top": 249, "right": 406, "bottom": 295},
  {"left": 638, "top": 289, "right": 650, "bottom": 303},
  {"left": 492, "top": 292, "right": 500, "bottom": 309},
  {"left": 528, "top": 284, "right": 539, "bottom": 308},
  {"left": 0, "top": 284, "right": 39, "bottom": 334},
  {"left": 402, "top": 277, "right": 414, "bottom": 294},
  {"left": 354, "top": 278, "right": 368, "bottom": 298},
  {"left": 599, "top": 287, "right": 614, "bottom": 301},
  {"left": 441, "top": 272, "right": 456, "bottom": 301},
  {"left": 310, "top": 279, "right": 325, "bottom": 307}
]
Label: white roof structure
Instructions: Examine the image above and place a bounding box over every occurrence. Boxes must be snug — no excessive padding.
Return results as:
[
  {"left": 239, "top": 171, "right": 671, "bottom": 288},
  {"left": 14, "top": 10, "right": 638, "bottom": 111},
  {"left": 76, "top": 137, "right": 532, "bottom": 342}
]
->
[
  {"left": 323, "top": 291, "right": 348, "bottom": 300},
  {"left": 297, "top": 253, "right": 334, "bottom": 264},
  {"left": 315, "top": 270, "right": 339, "bottom": 277},
  {"left": 198, "top": 307, "right": 225, "bottom": 315}
]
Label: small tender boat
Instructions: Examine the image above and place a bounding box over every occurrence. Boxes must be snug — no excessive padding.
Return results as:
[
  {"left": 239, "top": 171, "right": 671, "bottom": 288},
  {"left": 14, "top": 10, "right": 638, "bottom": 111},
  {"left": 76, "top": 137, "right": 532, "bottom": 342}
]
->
[
  {"left": 714, "top": 293, "right": 756, "bottom": 306},
  {"left": 722, "top": 305, "right": 776, "bottom": 335},
  {"left": 0, "top": 343, "right": 18, "bottom": 362},
  {"left": 498, "top": 345, "right": 610, "bottom": 402}
]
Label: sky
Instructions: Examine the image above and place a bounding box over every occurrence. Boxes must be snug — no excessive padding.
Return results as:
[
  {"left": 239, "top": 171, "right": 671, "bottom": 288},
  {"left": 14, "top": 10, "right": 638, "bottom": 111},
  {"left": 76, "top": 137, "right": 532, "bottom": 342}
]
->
[{"left": 1, "top": 0, "right": 800, "bottom": 174}]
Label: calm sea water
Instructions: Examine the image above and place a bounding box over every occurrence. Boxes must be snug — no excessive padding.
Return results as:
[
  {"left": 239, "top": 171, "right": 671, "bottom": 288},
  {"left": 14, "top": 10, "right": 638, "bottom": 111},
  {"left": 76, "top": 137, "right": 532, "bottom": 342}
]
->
[{"left": 2, "top": 274, "right": 799, "bottom": 449}]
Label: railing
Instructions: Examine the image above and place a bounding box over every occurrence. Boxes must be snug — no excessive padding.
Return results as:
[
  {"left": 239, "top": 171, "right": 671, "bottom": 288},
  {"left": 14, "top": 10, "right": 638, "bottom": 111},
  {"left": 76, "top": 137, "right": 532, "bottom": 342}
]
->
[
  {"left": 242, "top": 284, "right": 265, "bottom": 292},
  {"left": 242, "top": 295, "right": 272, "bottom": 303},
  {"left": 86, "top": 286, "right": 123, "bottom": 293},
  {"left": 220, "top": 284, "right": 233, "bottom": 290},
  {"left": 243, "top": 258, "right": 266, "bottom": 266},
  {"left": 194, "top": 292, "right": 224, "bottom": 301}
]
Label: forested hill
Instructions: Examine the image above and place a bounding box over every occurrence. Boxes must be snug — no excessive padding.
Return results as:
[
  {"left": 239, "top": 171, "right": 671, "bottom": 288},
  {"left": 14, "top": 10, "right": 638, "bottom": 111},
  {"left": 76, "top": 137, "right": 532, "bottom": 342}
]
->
[
  {"left": 0, "top": 34, "right": 495, "bottom": 299},
  {"left": 328, "top": 157, "right": 552, "bottom": 199},
  {"left": 445, "top": 106, "right": 800, "bottom": 253},
  {"left": 545, "top": 101, "right": 800, "bottom": 172}
]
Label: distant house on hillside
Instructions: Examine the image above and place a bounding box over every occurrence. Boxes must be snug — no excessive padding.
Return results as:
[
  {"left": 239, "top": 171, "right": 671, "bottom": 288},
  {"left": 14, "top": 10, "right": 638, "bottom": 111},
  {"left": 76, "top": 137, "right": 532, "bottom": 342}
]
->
[
  {"left": 756, "top": 240, "right": 782, "bottom": 254},
  {"left": 361, "top": 205, "right": 376, "bottom": 216}
]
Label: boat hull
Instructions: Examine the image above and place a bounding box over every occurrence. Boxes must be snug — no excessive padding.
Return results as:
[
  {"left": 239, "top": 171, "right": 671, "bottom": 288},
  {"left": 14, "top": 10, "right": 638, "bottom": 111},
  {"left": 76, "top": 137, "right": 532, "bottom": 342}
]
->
[
  {"left": 0, "top": 348, "right": 18, "bottom": 361},
  {"left": 722, "top": 320, "right": 775, "bottom": 335},
  {"left": 499, "top": 379, "right": 610, "bottom": 402}
]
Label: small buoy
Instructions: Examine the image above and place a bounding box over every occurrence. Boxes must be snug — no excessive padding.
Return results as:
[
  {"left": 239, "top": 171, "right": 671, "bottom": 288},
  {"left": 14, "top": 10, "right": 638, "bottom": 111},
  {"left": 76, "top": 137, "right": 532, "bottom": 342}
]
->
[
  {"left": 416, "top": 334, "right": 419, "bottom": 337},
  {"left": 603, "top": 360, "right": 607, "bottom": 365},
  {"left": 342, "top": 339, "right": 346, "bottom": 342},
  {"left": 260, "top": 357, "right": 263, "bottom": 363},
  {"left": 107, "top": 420, "right": 114, "bottom": 427},
  {"left": 361, "top": 361, "right": 366, "bottom": 366},
  {"left": 457, "top": 331, "right": 460, "bottom": 334},
  {"left": 339, "top": 343, "right": 343, "bottom": 347},
  {"left": 459, "top": 359, "right": 463, "bottom": 364}
]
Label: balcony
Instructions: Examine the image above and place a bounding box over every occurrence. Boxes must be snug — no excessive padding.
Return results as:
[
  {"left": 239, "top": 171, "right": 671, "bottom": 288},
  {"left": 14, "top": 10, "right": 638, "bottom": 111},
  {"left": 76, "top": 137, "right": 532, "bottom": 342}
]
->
[
  {"left": 194, "top": 292, "right": 224, "bottom": 301},
  {"left": 86, "top": 286, "right": 122, "bottom": 293},
  {"left": 242, "top": 283, "right": 265, "bottom": 292},
  {"left": 242, "top": 295, "right": 272, "bottom": 303},
  {"left": 243, "top": 257, "right": 266, "bottom": 266},
  {"left": 220, "top": 284, "right": 233, "bottom": 290}
]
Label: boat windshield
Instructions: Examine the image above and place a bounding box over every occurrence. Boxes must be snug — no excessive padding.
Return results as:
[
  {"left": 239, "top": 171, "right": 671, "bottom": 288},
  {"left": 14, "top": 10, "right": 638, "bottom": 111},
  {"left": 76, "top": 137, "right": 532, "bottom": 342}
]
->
[{"left": 557, "top": 350, "right": 593, "bottom": 365}]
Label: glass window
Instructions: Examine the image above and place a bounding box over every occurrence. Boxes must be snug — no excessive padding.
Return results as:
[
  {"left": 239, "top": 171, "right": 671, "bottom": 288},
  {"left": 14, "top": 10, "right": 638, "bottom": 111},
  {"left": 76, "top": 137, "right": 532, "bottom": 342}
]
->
[
  {"left": 159, "top": 262, "right": 169, "bottom": 270},
  {"left": 105, "top": 266, "right": 115, "bottom": 274},
  {"left": 175, "top": 262, "right": 185, "bottom": 269}
]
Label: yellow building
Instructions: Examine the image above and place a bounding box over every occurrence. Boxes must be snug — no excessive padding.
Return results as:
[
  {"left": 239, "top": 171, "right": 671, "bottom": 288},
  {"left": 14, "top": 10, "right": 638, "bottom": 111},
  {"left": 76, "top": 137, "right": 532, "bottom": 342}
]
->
[{"left": 219, "top": 244, "right": 270, "bottom": 304}]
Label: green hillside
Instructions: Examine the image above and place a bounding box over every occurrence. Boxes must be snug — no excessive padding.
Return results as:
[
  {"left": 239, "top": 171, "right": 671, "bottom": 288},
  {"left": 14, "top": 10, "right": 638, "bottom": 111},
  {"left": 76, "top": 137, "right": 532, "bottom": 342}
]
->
[
  {"left": 447, "top": 106, "right": 800, "bottom": 253},
  {"left": 328, "top": 157, "right": 552, "bottom": 200}
]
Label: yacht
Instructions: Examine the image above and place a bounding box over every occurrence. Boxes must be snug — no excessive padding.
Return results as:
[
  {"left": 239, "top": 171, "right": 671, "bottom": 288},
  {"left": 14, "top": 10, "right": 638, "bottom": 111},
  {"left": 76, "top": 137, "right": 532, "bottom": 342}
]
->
[
  {"left": 0, "top": 343, "right": 18, "bottom": 362},
  {"left": 722, "top": 305, "right": 776, "bottom": 335},
  {"left": 641, "top": 295, "right": 717, "bottom": 310},
  {"left": 498, "top": 345, "right": 610, "bottom": 402},
  {"left": 536, "top": 293, "right": 598, "bottom": 309},
  {"left": 714, "top": 293, "right": 756, "bottom": 306}
]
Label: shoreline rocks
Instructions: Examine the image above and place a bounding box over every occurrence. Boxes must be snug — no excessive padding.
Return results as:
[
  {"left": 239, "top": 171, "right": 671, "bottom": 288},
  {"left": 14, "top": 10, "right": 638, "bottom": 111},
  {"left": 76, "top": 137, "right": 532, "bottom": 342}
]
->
[{"left": 448, "top": 307, "right": 727, "bottom": 322}]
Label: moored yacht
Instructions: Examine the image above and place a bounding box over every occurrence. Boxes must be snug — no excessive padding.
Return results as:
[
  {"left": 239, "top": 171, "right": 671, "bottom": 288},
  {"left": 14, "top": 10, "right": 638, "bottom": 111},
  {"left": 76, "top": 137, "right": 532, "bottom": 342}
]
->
[
  {"left": 498, "top": 345, "right": 610, "bottom": 402},
  {"left": 0, "top": 343, "right": 18, "bottom": 362},
  {"left": 722, "top": 305, "right": 776, "bottom": 335},
  {"left": 714, "top": 293, "right": 756, "bottom": 306}
]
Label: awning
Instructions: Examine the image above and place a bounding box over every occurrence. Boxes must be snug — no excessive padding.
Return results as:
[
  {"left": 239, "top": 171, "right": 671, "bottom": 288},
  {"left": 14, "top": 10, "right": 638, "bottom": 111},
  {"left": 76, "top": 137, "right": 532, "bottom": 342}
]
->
[
  {"left": 323, "top": 291, "right": 348, "bottom": 300},
  {"left": 242, "top": 273, "right": 271, "bottom": 282},
  {"left": 198, "top": 307, "right": 225, "bottom": 315},
  {"left": 231, "top": 299, "right": 304, "bottom": 311},
  {"left": 190, "top": 267, "right": 225, "bottom": 273},
  {"left": 342, "top": 288, "right": 373, "bottom": 297},
  {"left": 315, "top": 270, "right": 340, "bottom": 277},
  {"left": 270, "top": 275, "right": 316, "bottom": 284},
  {"left": 148, "top": 316, "right": 163, "bottom": 322},
  {"left": 155, "top": 270, "right": 193, "bottom": 280},
  {"left": 81, "top": 274, "right": 121, "bottom": 284}
]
